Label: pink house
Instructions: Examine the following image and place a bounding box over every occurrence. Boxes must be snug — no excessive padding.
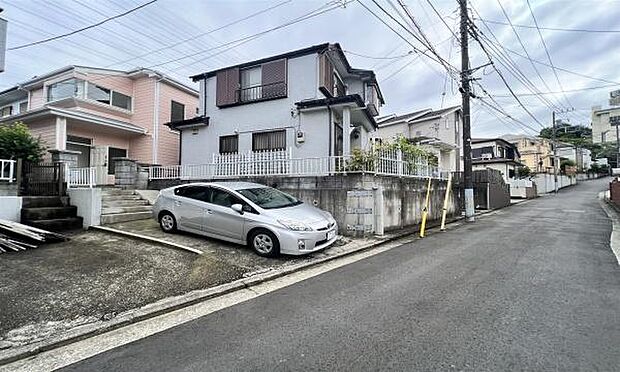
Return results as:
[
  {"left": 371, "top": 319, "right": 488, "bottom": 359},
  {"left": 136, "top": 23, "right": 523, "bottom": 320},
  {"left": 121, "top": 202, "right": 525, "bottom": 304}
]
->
[{"left": 0, "top": 65, "right": 198, "bottom": 182}]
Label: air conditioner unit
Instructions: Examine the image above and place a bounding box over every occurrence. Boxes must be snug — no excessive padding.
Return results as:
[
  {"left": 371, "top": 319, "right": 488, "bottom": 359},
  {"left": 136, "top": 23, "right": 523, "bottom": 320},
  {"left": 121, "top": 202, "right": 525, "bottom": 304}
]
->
[{"left": 482, "top": 153, "right": 492, "bottom": 160}]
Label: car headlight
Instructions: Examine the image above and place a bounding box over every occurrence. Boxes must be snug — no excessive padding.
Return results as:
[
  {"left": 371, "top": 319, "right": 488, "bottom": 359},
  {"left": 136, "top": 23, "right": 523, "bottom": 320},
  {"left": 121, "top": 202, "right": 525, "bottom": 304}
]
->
[{"left": 278, "top": 219, "right": 313, "bottom": 231}]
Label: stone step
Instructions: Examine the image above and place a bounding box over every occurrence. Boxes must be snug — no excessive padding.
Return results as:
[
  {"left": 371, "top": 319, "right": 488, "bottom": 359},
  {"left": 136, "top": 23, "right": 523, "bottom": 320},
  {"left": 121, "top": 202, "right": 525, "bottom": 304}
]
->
[
  {"left": 21, "top": 206, "right": 77, "bottom": 220},
  {"left": 102, "top": 199, "right": 150, "bottom": 207},
  {"left": 22, "top": 217, "right": 83, "bottom": 232},
  {"left": 101, "top": 205, "right": 152, "bottom": 215},
  {"left": 102, "top": 195, "right": 144, "bottom": 202},
  {"left": 21, "top": 196, "right": 65, "bottom": 208},
  {"left": 101, "top": 211, "right": 152, "bottom": 225},
  {"left": 101, "top": 188, "right": 137, "bottom": 196}
]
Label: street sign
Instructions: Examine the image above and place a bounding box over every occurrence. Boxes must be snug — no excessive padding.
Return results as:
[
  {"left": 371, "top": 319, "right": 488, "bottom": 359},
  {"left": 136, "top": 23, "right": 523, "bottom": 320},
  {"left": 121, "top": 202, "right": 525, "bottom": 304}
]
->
[
  {"left": 610, "top": 116, "right": 620, "bottom": 127},
  {"left": 0, "top": 17, "right": 6, "bottom": 73}
]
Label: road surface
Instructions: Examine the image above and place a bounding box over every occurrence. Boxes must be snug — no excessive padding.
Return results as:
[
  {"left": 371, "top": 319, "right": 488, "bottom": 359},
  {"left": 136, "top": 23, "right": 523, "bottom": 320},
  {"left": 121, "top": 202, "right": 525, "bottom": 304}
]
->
[{"left": 62, "top": 178, "right": 619, "bottom": 371}]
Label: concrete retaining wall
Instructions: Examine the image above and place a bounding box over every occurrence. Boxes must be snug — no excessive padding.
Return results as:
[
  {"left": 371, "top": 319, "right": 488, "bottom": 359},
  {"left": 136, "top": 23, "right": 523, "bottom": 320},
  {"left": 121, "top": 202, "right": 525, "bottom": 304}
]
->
[
  {"left": 67, "top": 188, "right": 102, "bottom": 228},
  {"left": 532, "top": 174, "right": 576, "bottom": 195},
  {"left": 149, "top": 175, "right": 461, "bottom": 237},
  {"left": 0, "top": 182, "right": 18, "bottom": 196},
  {"left": 0, "top": 196, "right": 22, "bottom": 221}
]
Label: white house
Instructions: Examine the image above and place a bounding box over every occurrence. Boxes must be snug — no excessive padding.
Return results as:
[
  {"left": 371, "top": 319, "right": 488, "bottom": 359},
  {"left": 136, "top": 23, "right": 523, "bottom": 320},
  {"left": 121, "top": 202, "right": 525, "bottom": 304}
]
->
[
  {"left": 471, "top": 138, "right": 523, "bottom": 181},
  {"left": 556, "top": 143, "right": 592, "bottom": 172},
  {"left": 168, "top": 43, "right": 384, "bottom": 164},
  {"left": 375, "top": 106, "right": 463, "bottom": 172}
]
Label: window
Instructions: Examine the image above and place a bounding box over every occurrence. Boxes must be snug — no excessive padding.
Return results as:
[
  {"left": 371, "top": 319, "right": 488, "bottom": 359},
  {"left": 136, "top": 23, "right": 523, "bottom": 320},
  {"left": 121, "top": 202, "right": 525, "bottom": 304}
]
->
[
  {"left": 0, "top": 106, "right": 12, "bottom": 117},
  {"left": 252, "top": 130, "right": 286, "bottom": 152},
  {"left": 219, "top": 135, "right": 238, "bottom": 154},
  {"left": 240, "top": 66, "right": 262, "bottom": 89},
  {"left": 87, "top": 83, "right": 110, "bottom": 104},
  {"left": 47, "top": 78, "right": 85, "bottom": 101},
  {"left": 112, "top": 91, "right": 132, "bottom": 110},
  {"left": 171, "top": 100, "right": 185, "bottom": 122},
  {"left": 237, "top": 187, "right": 301, "bottom": 210},
  {"left": 18, "top": 101, "right": 28, "bottom": 113},
  {"left": 175, "top": 185, "right": 211, "bottom": 202},
  {"left": 209, "top": 188, "right": 243, "bottom": 208}
]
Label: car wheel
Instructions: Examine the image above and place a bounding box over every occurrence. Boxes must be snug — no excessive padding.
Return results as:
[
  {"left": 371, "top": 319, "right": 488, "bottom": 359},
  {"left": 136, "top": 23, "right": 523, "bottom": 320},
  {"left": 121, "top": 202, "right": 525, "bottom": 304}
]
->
[
  {"left": 159, "top": 212, "right": 177, "bottom": 233},
  {"left": 249, "top": 229, "right": 280, "bottom": 257}
]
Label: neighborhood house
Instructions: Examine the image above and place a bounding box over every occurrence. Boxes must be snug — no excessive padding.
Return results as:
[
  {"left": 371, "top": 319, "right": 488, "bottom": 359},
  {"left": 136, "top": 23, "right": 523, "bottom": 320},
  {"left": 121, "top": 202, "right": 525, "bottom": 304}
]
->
[
  {"left": 0, "top": 65, "right": 199, "bottom": 183},
  {"left": 471, "top": 138, "right": 523, "bottom": 181},
  {"left": 168, "top": 43, "right": 385, "bottom": 166}
]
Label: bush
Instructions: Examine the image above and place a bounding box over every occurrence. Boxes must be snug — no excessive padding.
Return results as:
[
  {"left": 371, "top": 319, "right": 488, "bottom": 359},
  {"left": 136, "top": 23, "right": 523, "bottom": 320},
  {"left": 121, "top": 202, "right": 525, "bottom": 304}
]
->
[
  {"left": 0, "top": 122, "right": 47, "bottom": 162},
  {"left": 515, "top": 166, "right": 531, "bottom": 178}
]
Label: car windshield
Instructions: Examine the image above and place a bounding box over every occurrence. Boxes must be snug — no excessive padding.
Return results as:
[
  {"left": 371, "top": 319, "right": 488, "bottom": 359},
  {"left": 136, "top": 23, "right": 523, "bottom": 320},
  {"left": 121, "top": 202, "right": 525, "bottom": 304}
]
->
[{"left": 237, "top": 187, "right": 302, "bottom": 209}]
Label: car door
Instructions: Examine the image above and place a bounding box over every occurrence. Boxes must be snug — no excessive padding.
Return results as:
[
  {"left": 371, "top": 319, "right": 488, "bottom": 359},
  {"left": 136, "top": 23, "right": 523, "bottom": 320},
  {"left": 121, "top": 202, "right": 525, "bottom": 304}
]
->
[
  {"left": 203, "top": 187, "right": 247, "bottom": 241},
  {"left": 173, "top": 186, "right": 210, "bottom": 231}
]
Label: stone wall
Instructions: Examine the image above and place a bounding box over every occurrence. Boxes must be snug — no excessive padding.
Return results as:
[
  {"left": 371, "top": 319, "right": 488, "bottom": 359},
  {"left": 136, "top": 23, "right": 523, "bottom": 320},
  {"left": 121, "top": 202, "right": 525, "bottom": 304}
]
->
[{"left": 149, "top": 175, "right": 462, "bottom": 237}]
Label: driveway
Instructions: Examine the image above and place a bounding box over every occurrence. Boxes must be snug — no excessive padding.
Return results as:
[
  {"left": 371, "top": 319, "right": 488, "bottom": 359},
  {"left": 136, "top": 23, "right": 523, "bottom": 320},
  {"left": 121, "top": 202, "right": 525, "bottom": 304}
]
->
[{"left": 58, "top": 178, "right": 620, "bottom": 371}]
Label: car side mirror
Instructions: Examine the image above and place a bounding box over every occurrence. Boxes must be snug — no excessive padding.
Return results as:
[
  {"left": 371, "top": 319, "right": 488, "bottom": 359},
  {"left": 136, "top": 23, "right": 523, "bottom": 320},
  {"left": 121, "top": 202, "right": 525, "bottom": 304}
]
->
[{"left": 231, "top": 204, "right": 244, "bottom": 214}]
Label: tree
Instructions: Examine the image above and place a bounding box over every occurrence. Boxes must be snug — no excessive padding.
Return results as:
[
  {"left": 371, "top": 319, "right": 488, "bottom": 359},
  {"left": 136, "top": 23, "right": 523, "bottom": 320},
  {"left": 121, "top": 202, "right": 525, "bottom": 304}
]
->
[
  {"left": 515, "top": 165, "right": 531, "bottom": 178},
  {"left": 0, "top": 122, "right": 47, "bottom": 162},
  {"left": 560, "top": 159, "right": 576, "bottom": 174}
]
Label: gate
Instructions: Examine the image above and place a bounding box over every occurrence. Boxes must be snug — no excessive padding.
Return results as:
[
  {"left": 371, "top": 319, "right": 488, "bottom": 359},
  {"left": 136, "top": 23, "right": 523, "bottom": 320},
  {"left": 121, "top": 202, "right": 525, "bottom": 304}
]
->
[{"left": 20, "top": 162, "right": 66, "bottom": 196}]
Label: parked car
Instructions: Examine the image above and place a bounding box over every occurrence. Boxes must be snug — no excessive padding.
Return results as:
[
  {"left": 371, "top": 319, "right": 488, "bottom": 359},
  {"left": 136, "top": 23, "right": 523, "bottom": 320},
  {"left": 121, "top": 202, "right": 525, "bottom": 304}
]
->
[{"left": 152, "top": 182, "right": 338, "bottom": 257}]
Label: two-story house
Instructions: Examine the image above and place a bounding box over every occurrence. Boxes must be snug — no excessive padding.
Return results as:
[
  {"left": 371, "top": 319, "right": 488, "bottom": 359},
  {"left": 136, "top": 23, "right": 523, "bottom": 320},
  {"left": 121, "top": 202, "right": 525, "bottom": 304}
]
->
[
  {"left": 471, "top": 138, "right": 523, "bottom": 181},
  {"left": 0, "top": 65, "right": 199, "bottom": 182},
  {"left": 167, "top": 43, "right": 384, "bottom": 164},
  {"left": 375, "top": 105, "right": 463, "bottom": 172},
  {"left": 502, "top": 134, "right": 554, "bottom": 174}
]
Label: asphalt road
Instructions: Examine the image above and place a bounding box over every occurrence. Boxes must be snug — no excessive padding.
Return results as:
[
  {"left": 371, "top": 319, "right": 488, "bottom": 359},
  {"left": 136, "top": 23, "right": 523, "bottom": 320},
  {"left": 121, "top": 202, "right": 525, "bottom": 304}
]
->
[{"left": 62, "top": 178, "right": 619, "bottom": 371}]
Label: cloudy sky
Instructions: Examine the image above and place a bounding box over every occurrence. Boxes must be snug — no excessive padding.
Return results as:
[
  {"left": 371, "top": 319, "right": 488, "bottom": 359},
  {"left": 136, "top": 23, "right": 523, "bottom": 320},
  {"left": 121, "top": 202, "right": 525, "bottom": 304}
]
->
[{"left": 1, "top": 0, "right": 619, "bottom": 137}]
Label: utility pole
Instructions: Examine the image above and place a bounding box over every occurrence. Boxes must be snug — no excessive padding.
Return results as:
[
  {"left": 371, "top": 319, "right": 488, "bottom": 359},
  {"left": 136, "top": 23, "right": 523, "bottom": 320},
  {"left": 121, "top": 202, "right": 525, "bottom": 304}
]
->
[
  {"left": 459, "top": 0, "right": 474, "bottom": 221},
  {"left": 552, "top": 111, "right": 558, "bottom": 194}
]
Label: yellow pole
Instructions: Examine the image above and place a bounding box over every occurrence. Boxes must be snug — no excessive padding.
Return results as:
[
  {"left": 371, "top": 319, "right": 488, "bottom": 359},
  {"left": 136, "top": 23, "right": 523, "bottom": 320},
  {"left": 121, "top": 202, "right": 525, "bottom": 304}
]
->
[
  {"left": 419, "top": 176, "right": 432, "bottom": 238},
  {"left": 440, "top": 173, "right": 453, "bottom": 231}
]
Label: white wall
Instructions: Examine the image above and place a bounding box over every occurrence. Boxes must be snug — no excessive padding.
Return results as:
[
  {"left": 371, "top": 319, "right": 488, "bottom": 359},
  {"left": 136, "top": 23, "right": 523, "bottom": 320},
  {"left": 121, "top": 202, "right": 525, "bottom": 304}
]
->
[
  {"left": 473, "top": 162, "right": 514, "bottom": 182},
  {"left": 532, "top": 173, "right": 576, "bottom": 194},
  {"left": 67, "top": 188, "right": 102, "bottom": 228},
  {"left": 182, "top": 53, "right": 335, "bottom": 164},
  {"left": 0, "top": 196, "right": 22, "bottom": 222}
]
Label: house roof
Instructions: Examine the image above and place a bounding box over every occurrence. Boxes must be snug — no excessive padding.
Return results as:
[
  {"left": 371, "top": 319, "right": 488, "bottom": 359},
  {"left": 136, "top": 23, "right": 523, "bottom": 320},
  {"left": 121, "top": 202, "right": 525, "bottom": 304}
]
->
[
  {"left": 472, "top": 137, "right": 516, "bottom": 147},
  {"left": 472, "top": 158, "right": 524, "bottom": 166},
  {"left": 377, "top": 108, "right": 431, "bottom": 127},
  {"left": 166, "top": 115, "right": 210, "bottom": 130},
  {"left": 189, "top": 43, "right": 385, "bottom": 105},
  {"left": 407, "top": 105, "right": 461, "bottom": 124},
  {"left": 2, "top": 65, "right": 198, "bottom": 96},
  {"left": 295, "top": 94, "right": 378, "bottom": 128}
]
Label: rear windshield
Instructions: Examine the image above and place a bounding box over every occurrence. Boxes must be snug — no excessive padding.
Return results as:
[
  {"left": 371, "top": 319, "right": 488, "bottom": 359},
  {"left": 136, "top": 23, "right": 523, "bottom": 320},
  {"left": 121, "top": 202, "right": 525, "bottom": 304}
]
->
[{"left": 237, "top": 187, "right": 302, "bottom": 209}]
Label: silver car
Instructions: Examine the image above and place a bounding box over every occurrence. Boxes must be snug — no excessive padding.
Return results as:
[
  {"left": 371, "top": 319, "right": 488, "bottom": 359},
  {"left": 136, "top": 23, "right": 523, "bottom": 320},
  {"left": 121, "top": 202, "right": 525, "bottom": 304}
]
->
[{"left": 152, "top": 182, "right": 338, "bottom": 257}]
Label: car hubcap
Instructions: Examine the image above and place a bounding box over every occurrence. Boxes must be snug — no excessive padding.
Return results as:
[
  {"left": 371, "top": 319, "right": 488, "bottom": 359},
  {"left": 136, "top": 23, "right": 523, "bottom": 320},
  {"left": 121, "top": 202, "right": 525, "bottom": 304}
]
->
[
  {"left": 254, "top": 234, "right": 273, "bottom": 254},
  {"left": 161, "top": 215, "right": 174, "bottom": 230}
]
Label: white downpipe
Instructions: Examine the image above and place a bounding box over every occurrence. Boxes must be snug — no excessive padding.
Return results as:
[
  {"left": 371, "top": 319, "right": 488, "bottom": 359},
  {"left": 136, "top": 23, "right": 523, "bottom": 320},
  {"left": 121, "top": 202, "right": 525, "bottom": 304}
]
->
[{"left": 152, "top": 79, "right": 161, "bottom": 165}]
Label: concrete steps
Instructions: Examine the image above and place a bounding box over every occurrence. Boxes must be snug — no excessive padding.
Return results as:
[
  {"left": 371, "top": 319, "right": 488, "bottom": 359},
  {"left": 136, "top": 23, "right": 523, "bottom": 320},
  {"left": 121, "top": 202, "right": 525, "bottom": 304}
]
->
[
  {"left": 21, "top": 197, "right": 83, "bottom": 232},
  {"left": 100, "top": 188, "right": 153, "bottom": 225}
]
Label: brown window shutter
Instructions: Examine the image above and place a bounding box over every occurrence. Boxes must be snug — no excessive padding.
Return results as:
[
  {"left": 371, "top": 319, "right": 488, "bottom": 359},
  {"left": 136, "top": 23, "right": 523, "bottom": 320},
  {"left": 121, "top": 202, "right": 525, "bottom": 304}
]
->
[
  {"left": 216, "top": 68, "right": 240, "bottom": 107},
  {"left": 261, "top": 59, "right": 287, "bottom": 99},
  {"left": 318, "top": 53, "right": 334, "bottom": 97}
]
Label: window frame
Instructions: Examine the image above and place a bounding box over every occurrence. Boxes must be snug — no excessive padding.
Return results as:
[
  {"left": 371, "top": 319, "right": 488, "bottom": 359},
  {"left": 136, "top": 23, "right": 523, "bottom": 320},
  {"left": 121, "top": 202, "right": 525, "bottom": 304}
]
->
[
  {"left": 46, "top": 78, "right": 85, "bottom": 102},
  {"left": 252, "top": 129, "right": 287, "bottom": 152},
  {"left": 219, "top": 134, "right": 239, "bottom": 154},
  {"left": 0, "top": 105, "right": 12, "bottom": 117},
  {"left": 170, "top": 100, "right": 185, "bottom": 122}
]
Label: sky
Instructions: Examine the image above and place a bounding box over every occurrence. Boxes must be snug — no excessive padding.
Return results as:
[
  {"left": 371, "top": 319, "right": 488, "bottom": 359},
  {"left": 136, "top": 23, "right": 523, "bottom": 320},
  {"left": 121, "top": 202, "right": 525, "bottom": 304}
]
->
[{"left": 0, "top": 0, "right": 619, "bottom": 138}]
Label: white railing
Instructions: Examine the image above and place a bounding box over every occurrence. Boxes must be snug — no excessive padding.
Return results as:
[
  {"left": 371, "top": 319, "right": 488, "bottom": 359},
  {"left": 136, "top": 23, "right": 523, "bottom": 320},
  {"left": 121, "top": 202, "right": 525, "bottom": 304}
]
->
[
  {"left": 66, "top": 167, "right": 96, "bottom": 188},
  {"left": 0, "top": 159, "right": 16, "bottom": 182},
  {"left": 149, "top": 148, "right": 446, "bottom": 181}
]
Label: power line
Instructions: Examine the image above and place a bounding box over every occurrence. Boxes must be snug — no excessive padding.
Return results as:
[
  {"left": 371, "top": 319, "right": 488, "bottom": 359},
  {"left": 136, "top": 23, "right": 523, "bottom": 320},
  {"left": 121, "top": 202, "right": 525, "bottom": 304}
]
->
[
  {"left": 343, "top": 50, "right": 414, "bottom": 59},
  {"left": 525, "top": 0, "right": 572, "bottom": 109},
  {"left": 424, "top": 0, "right": 459, "bottom": 41},
  {"left": 475, "top": 18, "right": 620, "bottom": 34},
  {"left": 493, "top": 83, "right": 620, "bottom": 97},
  {"left": 8, "top": 0, "right": 158, "bottom": 50}
]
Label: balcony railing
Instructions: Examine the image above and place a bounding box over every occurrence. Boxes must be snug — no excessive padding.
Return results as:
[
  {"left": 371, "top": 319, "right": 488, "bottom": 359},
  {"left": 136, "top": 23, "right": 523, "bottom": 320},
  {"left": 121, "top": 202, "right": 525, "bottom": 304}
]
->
[{"left": 237, "top": 81, "right": 286, "bottom": 103}]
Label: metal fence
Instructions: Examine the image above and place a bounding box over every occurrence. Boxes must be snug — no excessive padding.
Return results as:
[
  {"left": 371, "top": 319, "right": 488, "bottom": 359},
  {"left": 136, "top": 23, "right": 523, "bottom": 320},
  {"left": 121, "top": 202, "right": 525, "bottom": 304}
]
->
[
  {"left": 148, "top": 148, "right": 445, "bottom": 181},
  {"left": 0, "top": 159, "right": 16, "bottom": 182}
]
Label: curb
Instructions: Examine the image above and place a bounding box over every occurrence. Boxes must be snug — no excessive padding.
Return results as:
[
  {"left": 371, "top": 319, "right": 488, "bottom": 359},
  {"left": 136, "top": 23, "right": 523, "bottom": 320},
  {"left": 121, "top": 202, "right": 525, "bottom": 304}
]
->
[
  {"left": 90, "top": 225, "right": 204, "bottom": 255},
  {"left": 0, "top": 212, "right": 486, "bottom": 366},
  {"left": 598, "top": 196, "right": 620, "bottom": 265}
]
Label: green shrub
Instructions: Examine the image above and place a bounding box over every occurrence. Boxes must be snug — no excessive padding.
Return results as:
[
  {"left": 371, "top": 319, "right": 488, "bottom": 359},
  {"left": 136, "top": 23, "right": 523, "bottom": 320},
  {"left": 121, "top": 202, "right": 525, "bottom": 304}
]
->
[{"left": 0, "top": 122, "right": 47, "bottom": 162}]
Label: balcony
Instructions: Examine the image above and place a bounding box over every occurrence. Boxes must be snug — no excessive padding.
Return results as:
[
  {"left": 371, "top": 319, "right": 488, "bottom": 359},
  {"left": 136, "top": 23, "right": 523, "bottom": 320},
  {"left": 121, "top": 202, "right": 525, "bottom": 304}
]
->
[{"left": 237, "top": 81, "right": 287, "bottom": 103}]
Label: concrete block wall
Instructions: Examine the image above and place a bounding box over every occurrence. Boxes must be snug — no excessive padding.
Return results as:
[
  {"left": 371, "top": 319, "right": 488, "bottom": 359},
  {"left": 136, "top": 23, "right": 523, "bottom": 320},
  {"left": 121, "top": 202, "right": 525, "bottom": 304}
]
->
[
  {"left": 149, "top": 175, "right": 462, "bottom": 237},
  {"left": 114, "top": 158, "right": 138, "bottom": 189}
]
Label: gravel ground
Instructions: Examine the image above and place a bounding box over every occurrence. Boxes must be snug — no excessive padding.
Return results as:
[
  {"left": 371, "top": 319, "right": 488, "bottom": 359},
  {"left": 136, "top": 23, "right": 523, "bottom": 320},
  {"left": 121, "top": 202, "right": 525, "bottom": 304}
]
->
[{"left": 0, "top": 230, "right": 248, "bottom": 348}]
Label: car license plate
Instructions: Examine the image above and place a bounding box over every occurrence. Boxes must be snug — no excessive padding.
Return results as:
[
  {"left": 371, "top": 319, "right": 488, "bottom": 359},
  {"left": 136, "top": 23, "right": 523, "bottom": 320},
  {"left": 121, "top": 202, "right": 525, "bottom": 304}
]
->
[{"left": 326, "top": 229, "right": 336, "bottom": 240}]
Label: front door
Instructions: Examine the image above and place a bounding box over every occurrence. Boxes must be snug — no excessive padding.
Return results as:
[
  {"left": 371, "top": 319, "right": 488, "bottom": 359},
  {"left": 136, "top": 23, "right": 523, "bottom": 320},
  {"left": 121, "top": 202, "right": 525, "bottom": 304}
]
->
[
  {"left": 91, "top": 146, "right": 108, "bottom": 185},
  {"left": 204, "top": 187, "right": 245, "bottom": 241}
]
